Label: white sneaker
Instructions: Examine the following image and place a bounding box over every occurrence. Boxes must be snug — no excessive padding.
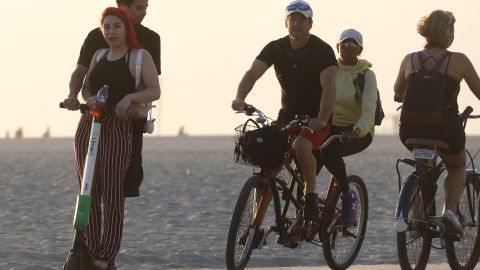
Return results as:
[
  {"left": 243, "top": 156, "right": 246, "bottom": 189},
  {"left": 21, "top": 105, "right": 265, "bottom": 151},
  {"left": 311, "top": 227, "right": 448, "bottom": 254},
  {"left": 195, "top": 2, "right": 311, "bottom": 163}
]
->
[{"left": 442, "top": 209, "right": 463, "bottom": 236}]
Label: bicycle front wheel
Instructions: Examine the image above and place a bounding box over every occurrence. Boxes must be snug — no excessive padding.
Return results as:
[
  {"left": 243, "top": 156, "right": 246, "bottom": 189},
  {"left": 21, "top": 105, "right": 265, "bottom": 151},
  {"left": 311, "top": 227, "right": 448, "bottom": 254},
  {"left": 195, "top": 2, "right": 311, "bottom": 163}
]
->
[
  {"left": 396, "top": 178, "right": 432, "bottom": 270},
  {"left": 323, "top": 175, "right": 368, "bottom": 270},
  {"left": 446, "top": 173, "right": 480, "bottom": 270},
  {"left": 226, "top": 175, "right": 265, "bottom": 270}
]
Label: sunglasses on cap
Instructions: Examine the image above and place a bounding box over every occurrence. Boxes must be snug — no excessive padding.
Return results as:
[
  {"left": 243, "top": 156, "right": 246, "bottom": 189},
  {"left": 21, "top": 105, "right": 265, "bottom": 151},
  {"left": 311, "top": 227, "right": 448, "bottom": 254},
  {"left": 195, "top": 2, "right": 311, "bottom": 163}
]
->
[{"left": 287, "top": 2, "right": 311, "bottom": 11}]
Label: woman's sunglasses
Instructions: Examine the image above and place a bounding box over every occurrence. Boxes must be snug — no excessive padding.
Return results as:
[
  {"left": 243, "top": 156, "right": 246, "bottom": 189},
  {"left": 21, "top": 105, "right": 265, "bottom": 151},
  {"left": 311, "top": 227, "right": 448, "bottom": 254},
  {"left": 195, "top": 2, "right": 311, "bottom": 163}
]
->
[{"left": 340, "top": 41, "right": 359, "bottom": 48}]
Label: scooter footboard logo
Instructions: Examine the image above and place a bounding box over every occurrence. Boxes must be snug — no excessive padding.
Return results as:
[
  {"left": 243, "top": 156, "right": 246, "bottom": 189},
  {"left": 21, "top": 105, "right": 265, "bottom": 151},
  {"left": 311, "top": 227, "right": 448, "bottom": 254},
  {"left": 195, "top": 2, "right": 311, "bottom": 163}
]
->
[{"left": 88, "top": 137, "right": 97, "bottom": 155}]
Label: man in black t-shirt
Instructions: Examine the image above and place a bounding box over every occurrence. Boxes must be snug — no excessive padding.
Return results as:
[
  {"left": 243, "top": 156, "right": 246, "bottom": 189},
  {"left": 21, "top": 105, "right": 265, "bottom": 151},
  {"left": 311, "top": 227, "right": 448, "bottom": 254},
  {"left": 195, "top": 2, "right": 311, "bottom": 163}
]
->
[
  {"left": 66, "top": 0, "right": 160, "bottom": 198},
  {"left": 232, "top": 0, "right": 338, "bottom": 222}
]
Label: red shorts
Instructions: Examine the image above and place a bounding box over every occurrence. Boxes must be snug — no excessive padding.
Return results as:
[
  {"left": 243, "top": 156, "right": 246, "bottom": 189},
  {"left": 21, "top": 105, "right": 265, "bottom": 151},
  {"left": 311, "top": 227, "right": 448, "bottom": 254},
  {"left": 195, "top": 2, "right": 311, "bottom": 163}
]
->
[{"left": 298, "top": 123, "right": 332, "bottom": 150}]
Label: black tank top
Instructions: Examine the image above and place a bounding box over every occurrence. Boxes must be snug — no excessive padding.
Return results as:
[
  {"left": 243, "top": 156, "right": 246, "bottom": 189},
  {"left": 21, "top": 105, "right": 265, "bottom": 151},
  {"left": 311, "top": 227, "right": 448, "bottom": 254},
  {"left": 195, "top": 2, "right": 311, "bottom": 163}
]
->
[{"left": 89, "top": 49, "right": 135, "bottom": 109}]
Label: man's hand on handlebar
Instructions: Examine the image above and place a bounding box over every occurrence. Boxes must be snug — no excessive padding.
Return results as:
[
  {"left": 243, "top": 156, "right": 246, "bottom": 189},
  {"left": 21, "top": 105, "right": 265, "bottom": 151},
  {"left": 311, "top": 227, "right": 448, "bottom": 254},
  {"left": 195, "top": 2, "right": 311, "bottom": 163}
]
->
[
  {"left": 62, "top": 97, "right": 80, "bottom": 111},
  {"left": 231, "top": 98, "right": 246, "bottom": 112}
]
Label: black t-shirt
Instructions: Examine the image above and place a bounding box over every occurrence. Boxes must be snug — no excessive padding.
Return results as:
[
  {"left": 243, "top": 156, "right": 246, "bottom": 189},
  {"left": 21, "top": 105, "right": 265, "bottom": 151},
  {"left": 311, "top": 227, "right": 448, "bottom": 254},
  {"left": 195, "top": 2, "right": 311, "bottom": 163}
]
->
[
  {"left": 256, "top": 35, "right": 337, "bottom": 122},
  {"left": 77, "top": 24, "right": 161, "bottom": 75}
]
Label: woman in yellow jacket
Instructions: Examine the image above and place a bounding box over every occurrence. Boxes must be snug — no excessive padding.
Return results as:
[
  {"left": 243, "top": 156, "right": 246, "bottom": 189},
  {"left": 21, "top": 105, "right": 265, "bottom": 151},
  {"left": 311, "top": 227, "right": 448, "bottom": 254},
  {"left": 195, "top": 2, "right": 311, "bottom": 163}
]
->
[{"left": 315, "top": 28, "right": 377, "bottom": 224}]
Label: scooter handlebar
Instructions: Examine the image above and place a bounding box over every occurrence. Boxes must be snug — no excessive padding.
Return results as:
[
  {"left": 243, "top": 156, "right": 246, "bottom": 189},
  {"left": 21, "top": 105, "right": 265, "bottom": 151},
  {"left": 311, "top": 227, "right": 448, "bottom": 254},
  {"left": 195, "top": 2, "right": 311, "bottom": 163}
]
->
[{"left": 59, "top": 102, "right": 90, "bottom": 114}]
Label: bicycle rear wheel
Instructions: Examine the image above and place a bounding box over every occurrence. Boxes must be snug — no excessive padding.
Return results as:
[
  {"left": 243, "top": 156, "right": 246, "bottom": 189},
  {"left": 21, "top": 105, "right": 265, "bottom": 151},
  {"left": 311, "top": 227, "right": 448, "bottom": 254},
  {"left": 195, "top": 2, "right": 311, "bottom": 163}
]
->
[
  {"left": 446, "top": 174, "right": 480, "bottom": 270},
  {"left": 226, "top": 175, "right": 265, "bottom": 270},
  {"left": 323, "top": 175, "right": 368, "bottom": 270},
  {"left": 397, "top": 180, "right": 432, "bottom": 270}
]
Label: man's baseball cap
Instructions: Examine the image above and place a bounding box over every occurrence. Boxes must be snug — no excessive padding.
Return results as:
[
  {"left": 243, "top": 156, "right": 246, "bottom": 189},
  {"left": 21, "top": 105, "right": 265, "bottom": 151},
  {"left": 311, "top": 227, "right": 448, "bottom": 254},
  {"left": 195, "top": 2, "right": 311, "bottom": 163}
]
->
[
  {"left": 286, "top": 0, "right": 313, "bottom": 19},
  {"left": 339, "top": 29, "right": 363, "bottom": 47}
]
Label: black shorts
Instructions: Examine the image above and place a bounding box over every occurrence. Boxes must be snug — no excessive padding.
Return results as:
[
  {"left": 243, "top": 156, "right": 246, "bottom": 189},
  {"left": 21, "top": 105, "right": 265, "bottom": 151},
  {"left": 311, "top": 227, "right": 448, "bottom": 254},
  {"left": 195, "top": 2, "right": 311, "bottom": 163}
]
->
[{"left": 399, "top": 113, "right": 465, "bottom": 155}]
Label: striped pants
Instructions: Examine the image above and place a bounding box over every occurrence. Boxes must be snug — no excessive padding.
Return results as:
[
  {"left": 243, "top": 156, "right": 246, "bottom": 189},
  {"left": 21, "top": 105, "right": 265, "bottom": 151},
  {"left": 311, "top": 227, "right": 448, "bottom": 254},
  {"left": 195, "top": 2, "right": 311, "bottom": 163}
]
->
[{"left": 74, "top": 113, "right": 132, "bottom": 263}]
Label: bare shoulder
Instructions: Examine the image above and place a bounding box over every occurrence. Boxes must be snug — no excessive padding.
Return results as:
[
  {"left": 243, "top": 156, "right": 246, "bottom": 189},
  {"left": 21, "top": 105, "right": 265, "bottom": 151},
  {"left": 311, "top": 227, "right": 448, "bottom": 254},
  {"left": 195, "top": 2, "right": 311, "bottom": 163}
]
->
[
  {"left": 448, "top": 51, "right": 469, "bottom": 62},
  {"left": 447, "top": 51, "right": 474, "bottom": 70},
  {"left": 398, "top": 53, "right": 414, "bottom": 75}
]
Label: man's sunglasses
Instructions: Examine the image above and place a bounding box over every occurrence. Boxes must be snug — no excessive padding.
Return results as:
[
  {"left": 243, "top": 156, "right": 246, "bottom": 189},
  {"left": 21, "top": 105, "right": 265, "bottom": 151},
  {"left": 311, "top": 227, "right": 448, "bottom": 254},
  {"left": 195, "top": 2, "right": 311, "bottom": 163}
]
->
[{"left": 286, "top": 2, "right": 311, "bottom": 11}]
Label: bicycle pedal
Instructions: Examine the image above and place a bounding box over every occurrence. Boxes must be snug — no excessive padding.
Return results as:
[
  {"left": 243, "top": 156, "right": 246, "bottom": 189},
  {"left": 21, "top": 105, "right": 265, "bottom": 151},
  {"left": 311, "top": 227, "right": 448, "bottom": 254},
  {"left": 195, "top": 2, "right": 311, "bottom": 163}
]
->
[{"left": 289, "top": 225, "right": 308, "bottom": 233}]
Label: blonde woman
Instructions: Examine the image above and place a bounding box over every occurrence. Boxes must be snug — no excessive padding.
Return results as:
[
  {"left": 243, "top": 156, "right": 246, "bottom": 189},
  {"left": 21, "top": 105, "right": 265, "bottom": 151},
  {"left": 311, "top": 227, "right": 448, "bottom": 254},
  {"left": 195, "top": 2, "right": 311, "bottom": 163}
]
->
[{"left": 394, "top": 10, "right": 480, "bottom": 235}]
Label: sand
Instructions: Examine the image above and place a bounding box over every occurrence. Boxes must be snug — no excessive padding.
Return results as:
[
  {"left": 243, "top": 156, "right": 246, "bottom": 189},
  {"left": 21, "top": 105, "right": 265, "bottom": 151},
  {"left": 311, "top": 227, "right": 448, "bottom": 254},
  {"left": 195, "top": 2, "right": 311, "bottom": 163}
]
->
[{"left": 0, "top": 136, "right": 479, "bottom": 269}]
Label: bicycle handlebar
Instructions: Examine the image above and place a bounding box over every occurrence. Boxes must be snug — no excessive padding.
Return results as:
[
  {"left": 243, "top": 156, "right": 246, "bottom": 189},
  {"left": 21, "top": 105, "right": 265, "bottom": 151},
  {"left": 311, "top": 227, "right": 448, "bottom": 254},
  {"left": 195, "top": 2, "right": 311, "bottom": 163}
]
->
[
  {"left": 239, "top": 104, "right": 349, "bottom": 151},
  {"left": 317, "top": 134, "right": 343, "bottom": 151},
  {"left": 459, "top": 106, "right": 473, "bottom": 122}
]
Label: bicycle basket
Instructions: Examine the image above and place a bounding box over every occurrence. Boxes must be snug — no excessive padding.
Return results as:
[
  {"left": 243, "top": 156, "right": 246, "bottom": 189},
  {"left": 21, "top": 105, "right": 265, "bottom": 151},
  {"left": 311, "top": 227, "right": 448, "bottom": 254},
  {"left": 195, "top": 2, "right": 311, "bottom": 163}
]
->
[{"left": 234, "top": 119, "right": 290, "bottom": 169}]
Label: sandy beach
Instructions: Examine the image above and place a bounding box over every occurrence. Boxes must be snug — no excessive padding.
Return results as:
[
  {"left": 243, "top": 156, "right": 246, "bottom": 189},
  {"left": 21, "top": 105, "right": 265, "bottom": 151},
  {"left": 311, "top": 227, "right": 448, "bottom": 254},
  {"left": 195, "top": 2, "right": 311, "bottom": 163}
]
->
[{"left": 0, "top": 135, "right": 479, "bottom": 270}]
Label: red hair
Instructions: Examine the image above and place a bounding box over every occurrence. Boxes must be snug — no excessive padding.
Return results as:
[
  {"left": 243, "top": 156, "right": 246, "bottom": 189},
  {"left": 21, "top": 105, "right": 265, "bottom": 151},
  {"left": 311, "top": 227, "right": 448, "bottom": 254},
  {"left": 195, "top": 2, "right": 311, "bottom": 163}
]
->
[{"left": 101, "top": 7, "right": 141, "bottom": 48}]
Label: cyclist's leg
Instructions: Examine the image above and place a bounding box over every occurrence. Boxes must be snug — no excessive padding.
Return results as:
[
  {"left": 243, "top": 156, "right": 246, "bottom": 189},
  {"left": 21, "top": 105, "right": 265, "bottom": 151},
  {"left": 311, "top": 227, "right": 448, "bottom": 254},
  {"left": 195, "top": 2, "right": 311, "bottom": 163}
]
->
[
  {"left": 319, "top": 126, "right": 372, "bottom": 223},
  {"left": 440, "top": 151, "right": 467, "bottom": 220},
  {"left": 440, "top": 116, "right": 467, "bottom": 213},
  {"left": 293, "top": 124, "right": 331, "bottom": 192},
  {"left": 321, "top": 151, "right": 358, "bottom": 223},
  {"left": 331, "top": 125, "right": 373, "bottom": 157},
  {"left": 316, "top": 125, "right": 373, "bottom": 194},
  {"left": 439, "top": 115, "right": 466, "bottom": 235},
  {"left": 293, "top": 124, "right": 331, "bottom": 221},
  {"left": 293, "top": 136, "right": 316, "bottom": 193}
]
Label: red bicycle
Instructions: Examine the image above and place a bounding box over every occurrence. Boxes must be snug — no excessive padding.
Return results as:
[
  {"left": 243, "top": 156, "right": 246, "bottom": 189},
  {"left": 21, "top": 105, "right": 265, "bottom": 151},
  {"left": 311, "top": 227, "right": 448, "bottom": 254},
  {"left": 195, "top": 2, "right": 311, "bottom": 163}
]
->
[{"left": 226, "top": 104, "right": 368, "bottom": 270}]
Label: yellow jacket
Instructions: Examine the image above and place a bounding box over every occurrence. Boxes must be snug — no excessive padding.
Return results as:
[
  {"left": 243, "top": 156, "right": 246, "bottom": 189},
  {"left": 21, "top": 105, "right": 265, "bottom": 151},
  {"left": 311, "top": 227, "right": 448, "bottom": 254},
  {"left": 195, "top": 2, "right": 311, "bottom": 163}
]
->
[{"left": 333, "top": 59, "right": 377, "bottom": 137}]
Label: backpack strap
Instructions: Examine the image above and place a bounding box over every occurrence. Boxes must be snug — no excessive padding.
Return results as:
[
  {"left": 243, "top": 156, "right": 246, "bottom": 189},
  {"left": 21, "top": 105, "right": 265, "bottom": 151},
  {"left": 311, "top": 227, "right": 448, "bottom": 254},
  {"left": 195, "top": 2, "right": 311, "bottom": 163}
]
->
[
  {"left": 135, "top": 49, "right": 144, "bottom": 89},
  {"left": 355, "top": 69, "right": 369, "bottom": 94},
  {"left": 442, "top": 52, "right": 452, "bottom": 74},
  {"left": 96, "top": 48, "right": 109, "bottom": 63},
  {"left": 355, "top": 69, "right": 380, "bottom": 102},
  {"left": 410, "top": 53, "right": 415, "bottom": 71},
  {"left": 416, "top": 52, "right": 426, "bottom": 71},
  {"left": 134, "top": 48, "right": 154, "bottom": 125}
]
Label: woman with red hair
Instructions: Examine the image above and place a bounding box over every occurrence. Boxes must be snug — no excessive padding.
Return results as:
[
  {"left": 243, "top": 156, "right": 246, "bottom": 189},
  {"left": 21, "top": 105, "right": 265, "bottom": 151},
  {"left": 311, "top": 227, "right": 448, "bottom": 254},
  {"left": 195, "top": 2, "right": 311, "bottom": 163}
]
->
[{"left": 64, "top": 7, "right": 160, "bottom": 269}]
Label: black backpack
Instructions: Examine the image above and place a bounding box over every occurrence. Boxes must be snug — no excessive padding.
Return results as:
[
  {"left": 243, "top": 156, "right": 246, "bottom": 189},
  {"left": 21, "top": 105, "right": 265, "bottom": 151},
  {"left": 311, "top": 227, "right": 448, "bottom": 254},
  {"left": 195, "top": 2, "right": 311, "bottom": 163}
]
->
[
  {"left": 400, "top": 52, "right": 455, "bottom": 126},
  {"left": 354, "top": 69, "right": 385, "bottom": 126}
]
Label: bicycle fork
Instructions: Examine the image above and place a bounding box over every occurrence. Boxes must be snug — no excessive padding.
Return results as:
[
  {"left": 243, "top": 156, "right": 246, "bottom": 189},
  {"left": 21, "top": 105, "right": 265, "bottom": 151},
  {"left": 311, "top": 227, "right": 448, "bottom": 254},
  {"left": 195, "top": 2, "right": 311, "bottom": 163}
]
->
[
  {"left": 250, "top": 177, "right": 272, "bottom": 249},
  {"left": 395, "top": 173, "right": 421, "bottom": 232}
]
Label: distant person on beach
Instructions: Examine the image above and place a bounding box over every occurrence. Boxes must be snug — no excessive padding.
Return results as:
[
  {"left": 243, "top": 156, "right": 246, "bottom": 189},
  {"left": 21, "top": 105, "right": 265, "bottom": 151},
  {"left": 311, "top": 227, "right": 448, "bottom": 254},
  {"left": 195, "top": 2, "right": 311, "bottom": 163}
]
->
[
  {"left": 63, "top": 7, "right": 160, "bottom": 269},
  {"left": 394, "top": 10, "right": 480, "bottom": 235},
  {"left": 63, "top": 0, "right": 161, "bottom": 199},
  {"left": 232, "top": 1, "right": 361, "bottom": 224}
]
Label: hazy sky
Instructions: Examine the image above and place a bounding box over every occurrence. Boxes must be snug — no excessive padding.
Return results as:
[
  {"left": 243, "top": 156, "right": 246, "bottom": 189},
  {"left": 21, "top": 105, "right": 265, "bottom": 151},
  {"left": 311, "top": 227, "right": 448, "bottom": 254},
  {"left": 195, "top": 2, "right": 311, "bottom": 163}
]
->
[{"left": 2, "top": 0, "right": 480, "bottom": 137}]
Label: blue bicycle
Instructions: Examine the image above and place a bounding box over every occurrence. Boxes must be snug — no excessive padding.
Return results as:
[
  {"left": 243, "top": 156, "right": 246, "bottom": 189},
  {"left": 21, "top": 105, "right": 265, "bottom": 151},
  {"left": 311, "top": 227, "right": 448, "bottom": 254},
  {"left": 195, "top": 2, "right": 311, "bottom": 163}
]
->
[{"left": 394, "top": 106, "right": 480, "bottom": 270}]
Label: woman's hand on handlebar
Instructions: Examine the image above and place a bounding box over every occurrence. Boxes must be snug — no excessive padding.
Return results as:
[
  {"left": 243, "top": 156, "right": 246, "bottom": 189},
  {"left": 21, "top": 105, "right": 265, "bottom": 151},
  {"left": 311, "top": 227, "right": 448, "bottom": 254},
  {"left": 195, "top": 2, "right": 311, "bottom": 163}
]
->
[
  {"left": 308, "top": 118, "right": 327, "bottom": 131},
  {"left": 62, "top": 97, "right": 80, "bottom": 111},
  {"left": 340, "top": 131, "right": 358, "bottom": 143},
  {"left": 231, "top": 98, "right": 246, "bottom": 112},
  {"left": 116, "top": 95, "right": 133, "bottom": 120}
]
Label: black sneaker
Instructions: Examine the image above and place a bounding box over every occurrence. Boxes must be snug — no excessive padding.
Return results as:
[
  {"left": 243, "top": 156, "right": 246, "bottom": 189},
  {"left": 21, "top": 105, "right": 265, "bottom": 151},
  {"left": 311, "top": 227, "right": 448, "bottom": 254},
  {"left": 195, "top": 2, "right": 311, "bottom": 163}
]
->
[{"left": 304, "top": 192, "right": 320, "bottom": 222}]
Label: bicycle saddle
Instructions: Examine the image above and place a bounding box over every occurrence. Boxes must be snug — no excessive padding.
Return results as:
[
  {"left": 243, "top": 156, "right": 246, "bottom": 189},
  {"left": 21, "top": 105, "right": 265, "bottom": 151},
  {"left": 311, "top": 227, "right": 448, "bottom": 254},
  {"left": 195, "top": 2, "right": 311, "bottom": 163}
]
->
[{"left": 405, "top": 138, "right": 449, "bottom": 151}]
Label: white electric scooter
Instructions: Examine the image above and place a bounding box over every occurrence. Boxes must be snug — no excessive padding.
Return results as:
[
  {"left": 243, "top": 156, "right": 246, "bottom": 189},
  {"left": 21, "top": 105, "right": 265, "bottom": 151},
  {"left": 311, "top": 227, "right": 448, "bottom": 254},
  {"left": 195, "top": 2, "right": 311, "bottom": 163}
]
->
[{"left": 60, "top": 85, "right": 108, "bottom": 270}]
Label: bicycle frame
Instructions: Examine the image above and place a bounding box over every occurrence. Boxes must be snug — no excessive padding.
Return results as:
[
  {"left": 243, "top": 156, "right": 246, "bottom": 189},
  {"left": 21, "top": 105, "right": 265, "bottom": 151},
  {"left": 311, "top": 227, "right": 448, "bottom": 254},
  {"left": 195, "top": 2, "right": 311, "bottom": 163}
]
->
[
  {"left": 394, "top": 147, "right": 446, "bottom": 235},
  {"left": 395, "top": 106, "right": 480, "bottom": 236},
  {"left": 252, "top": 155, "right": 342, "bottom": 248},
  {"left": 395, "top": 106, "right": 480, "bottom": 270}
]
